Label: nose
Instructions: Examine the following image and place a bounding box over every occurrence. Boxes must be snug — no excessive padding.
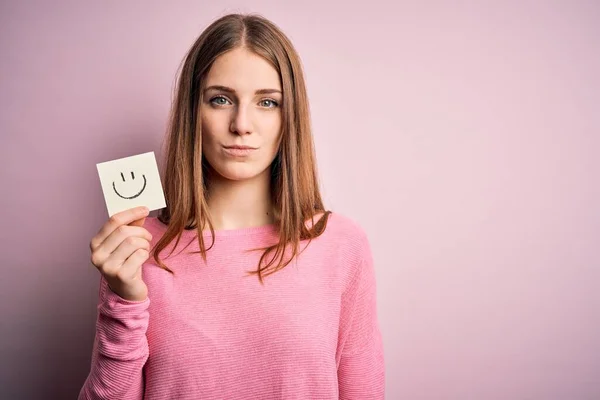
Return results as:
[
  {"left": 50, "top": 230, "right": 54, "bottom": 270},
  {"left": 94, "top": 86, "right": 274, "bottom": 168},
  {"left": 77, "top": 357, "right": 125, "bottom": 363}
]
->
[{"left": 229, "top": 104, "right": 253, "bottom": 135}]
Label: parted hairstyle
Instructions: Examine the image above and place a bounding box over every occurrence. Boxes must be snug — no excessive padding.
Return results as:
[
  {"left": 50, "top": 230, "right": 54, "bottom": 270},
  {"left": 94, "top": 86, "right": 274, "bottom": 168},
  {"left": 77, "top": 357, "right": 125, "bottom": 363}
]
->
[{"left": 152, "top": 13, "right": 331, "bottom": 283}]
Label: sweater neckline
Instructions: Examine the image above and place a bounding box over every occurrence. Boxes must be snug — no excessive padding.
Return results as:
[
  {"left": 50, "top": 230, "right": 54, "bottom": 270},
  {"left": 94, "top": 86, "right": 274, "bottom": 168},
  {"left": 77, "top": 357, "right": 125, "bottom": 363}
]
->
[
  {"left": 150, "top": 217, "right": 278, "bottom": 239},
  {"left": 183, "top": 222, "right": 278, "bottom": 238},
  {"left": 151, "top": 212, "right": 333, "bottom": 240}
]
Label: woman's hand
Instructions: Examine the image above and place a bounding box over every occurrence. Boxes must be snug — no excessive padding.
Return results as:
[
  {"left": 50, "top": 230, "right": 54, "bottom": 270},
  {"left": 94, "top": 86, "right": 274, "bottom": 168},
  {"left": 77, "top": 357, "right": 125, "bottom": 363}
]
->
[{"left": 90, "top": 206, "right": 153, "bottom": 301}]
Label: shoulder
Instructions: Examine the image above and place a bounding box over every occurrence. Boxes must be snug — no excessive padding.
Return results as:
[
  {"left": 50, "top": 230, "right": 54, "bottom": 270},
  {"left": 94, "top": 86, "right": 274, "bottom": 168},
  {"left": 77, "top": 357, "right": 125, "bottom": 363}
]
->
[
  {"left": 313, "top": 212, "right": 375, "bottom": 294},
  {"left": 323, "top": 211, "right": 368, "bottom": 238},
  {"left": 317, "top": 211, "right": 372, "bottom": 262}
]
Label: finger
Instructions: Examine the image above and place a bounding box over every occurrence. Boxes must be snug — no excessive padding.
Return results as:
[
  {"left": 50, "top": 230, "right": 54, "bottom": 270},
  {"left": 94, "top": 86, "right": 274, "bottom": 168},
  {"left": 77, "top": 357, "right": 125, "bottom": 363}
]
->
[
  {"left": 129, "top": 216, "right": 147, "bottom": 228},
  {"left": 91, "top": 225, "right": 152, "bottom": 267},
  {"left": 91, "top": 206, "right": 149, "bottom": 251},
  {"left": 95, "top": 226, "right": 152, "bottom": 264},
  {"left": 111, "top": 236, "right": 151, "bottom": 264},
  {"left": 118, "top": 248, "right": 150, "bottom": 281},
  {"left": 99, "top": 237, "right": 151, "bottom": 276}
]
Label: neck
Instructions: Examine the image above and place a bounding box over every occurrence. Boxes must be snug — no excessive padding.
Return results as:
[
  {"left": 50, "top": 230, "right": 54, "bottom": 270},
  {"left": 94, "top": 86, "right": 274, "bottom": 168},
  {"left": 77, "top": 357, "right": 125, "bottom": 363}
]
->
[{"left": 204, "top": 169, "right": 274, "bottom": 231}]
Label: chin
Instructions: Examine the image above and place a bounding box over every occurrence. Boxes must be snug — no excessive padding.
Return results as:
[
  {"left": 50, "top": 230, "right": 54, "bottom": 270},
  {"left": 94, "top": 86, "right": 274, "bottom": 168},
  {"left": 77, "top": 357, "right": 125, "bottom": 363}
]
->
[{"left": 213, "top": 163, "right": 269, "bottom": 182}]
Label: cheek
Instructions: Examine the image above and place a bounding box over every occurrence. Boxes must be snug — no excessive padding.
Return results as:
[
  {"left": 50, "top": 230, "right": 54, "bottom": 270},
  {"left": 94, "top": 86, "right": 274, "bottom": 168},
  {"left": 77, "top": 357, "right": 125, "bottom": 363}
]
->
[
  {"left": 263, "top": 118, "right": 282, "bottom": 147},
  {"left": 201, "top": 116, "right": 223, "bottom": 147},
  {"left": 201, "top": 129, "right": 216, "bottom": 147},
  {"left": 272, "top": 127, "right": 284, "bottom": 151}
]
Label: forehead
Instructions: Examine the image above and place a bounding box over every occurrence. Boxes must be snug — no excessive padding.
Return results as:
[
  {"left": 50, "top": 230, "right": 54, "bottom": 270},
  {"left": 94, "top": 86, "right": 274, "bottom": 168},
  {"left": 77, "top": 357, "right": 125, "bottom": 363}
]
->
[{"left": 204, "top": 47, "right": 281, "bottom": 91}]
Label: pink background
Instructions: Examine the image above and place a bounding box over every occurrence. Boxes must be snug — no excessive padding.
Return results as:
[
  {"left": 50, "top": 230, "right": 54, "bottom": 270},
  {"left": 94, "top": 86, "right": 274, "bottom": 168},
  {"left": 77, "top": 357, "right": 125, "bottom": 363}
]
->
[{"left": 1, "top": 1, "right": 599, "bottom": 399}]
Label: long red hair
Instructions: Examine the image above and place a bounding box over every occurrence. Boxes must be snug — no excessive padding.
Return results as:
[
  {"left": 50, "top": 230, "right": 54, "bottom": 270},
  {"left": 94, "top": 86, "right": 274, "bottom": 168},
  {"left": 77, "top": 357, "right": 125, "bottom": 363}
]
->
[{"left": 152, "top": 13, "right": 330, "bottom": 283}]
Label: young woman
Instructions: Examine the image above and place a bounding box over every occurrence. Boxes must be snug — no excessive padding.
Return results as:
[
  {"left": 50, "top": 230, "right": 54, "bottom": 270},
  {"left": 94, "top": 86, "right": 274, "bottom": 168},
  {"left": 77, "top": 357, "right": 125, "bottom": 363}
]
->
[{"left": 80, "top": 13, "right": 385, "bottom": 399}]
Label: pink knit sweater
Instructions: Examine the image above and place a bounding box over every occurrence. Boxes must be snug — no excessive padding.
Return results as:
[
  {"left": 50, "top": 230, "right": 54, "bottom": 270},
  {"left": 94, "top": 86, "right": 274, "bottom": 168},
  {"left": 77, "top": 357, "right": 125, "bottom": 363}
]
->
[{"left": 78, "top": 212, "right": 385, "bottom": 399}]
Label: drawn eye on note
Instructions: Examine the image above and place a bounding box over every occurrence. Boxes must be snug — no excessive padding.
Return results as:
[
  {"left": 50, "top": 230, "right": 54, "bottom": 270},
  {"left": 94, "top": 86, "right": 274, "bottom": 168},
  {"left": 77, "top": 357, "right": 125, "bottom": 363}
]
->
[
  {"left": 113, "top": 171, "right": 147, "bottom": 200},
  {"left": 97, "top": 152, "right": 166, "bottom": 217}
]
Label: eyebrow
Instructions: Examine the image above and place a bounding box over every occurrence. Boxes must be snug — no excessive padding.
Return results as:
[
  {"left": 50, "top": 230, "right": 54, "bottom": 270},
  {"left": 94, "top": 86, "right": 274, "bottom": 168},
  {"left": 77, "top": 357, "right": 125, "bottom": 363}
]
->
[{"left": 203, "top": 85, "right": 282, "bottom": 95}]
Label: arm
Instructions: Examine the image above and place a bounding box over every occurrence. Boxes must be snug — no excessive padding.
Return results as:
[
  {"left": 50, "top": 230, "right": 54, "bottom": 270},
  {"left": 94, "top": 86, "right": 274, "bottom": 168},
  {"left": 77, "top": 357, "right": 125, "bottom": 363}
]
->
[
  {"left": 78, "top": 276, "right": 150, "bottom": 400},
  {"left": 338, "top": 243, "right": 385, "bottom": 399}
]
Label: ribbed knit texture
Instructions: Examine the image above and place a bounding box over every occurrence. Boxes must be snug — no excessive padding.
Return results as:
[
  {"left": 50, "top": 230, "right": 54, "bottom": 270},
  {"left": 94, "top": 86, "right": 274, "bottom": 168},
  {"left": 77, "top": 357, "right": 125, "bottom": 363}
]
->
[{"left": 78, "top": 212, "right": 385, "bottom": 399}]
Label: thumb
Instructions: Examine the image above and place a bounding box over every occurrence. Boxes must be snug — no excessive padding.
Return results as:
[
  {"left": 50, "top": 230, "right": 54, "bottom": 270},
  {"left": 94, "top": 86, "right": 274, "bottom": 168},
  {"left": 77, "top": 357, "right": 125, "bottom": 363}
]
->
[{"left": 129, "top": 217, "right": 147, "bottom": 227}]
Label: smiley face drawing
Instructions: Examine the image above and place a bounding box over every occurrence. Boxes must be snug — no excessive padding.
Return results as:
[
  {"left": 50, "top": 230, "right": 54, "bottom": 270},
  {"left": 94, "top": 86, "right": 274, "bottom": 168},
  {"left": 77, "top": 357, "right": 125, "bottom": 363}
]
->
[
  {"left": 112, "top": 171, "right": 147, "bottom": 200},
  {"left": 97, "top": 151, "right": 166, "bottom": 217}
]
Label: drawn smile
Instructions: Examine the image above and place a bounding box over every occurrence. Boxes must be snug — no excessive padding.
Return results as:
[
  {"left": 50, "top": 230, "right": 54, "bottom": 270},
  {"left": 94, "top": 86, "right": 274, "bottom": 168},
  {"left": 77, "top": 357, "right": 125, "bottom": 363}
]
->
[{"left": 113, "top": 171, "right": 147, "bottom": 199}]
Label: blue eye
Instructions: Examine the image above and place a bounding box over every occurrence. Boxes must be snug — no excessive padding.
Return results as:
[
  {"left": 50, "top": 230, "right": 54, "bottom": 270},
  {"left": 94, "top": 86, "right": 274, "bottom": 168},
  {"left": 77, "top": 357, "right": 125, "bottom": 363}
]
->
[
  {"left": 210, "top": 96, "right": 230, "bottom": 106},
  {"left": 209, "top": 96, "right": 279, "bottom": 108},
  {"left": 261, "top": 99, "right": 279, "bottom": 108}
]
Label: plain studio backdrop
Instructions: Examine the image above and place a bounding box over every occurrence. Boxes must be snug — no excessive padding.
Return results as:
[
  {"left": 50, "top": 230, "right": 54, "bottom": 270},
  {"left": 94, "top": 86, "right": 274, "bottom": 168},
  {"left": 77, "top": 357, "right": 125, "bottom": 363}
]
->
[{"left": 1, "top": 1, "right": 598, "bottom": 399}]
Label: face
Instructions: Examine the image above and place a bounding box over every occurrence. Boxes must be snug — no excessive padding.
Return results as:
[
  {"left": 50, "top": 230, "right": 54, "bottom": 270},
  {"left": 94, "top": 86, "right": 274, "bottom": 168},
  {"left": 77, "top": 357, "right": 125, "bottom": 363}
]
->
[
  {"left": 200, "top": 47, "right": 283, "bottom": 182},
  {"left": 113, "top": 170, "right": 147, "bottom": 199}
]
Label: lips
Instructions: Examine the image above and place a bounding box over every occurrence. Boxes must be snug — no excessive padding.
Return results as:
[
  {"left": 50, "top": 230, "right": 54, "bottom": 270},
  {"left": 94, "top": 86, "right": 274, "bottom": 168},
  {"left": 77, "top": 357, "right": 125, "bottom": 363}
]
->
[
  {"left": 222, "top": 145, "right": 257, "bottom": 157},
  {"left": 223, "top": 145, "right": 257, "bottom": 150}
]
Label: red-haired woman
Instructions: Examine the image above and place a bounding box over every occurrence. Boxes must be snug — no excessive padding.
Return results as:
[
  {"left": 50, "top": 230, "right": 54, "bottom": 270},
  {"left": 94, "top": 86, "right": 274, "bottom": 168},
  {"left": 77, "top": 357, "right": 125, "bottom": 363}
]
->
[{"left": 80, "top": 13, "right": 385, "bottom": 400}]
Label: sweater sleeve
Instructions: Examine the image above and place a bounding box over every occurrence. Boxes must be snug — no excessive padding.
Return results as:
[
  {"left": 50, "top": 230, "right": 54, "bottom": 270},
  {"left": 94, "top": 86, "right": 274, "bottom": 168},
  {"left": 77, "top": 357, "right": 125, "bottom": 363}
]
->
[
  {"left": 78, "top": 275, "right": 150, "bottom": 400},
  {"left": 337, "top": 240, "right": 386, "bottom": 399}
]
